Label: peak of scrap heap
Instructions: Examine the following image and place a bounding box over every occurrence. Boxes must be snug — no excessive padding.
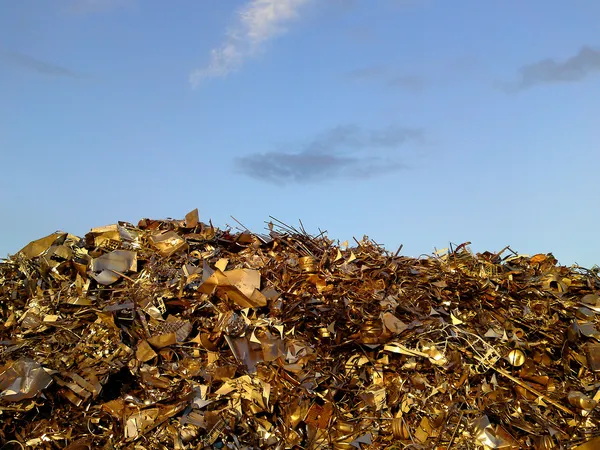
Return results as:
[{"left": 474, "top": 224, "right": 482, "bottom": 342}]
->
[{"left": 1, "top": 209, "right": 600, "bottom": 449}]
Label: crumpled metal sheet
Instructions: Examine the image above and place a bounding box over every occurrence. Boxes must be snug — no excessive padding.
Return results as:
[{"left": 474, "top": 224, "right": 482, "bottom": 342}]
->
[
  {"left": 89, "top": 249, "right": 137, "bottom": 285},
  {"left": 0, "top": 359, "right": 54, "bottom": 402},
  {"left": 2, "top": 211, "right": 600, "bottom": 449},
  {"left": 18, "top": 232, "right": 68, "bottom": 258}
]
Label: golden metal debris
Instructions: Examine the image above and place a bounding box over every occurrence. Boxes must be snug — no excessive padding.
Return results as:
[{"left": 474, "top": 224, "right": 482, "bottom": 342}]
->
[
  {"left": 506, "top": 349, "right": 526, "bottom": 367},
  {"left": 568, "top": 391, "right": 597, "bottom": 411},
  {"left": 298, "top": 255, "right": 318, "bottom": 273},
  {"left": 1, "top": 212, "right": 600, "bottom": 448}
]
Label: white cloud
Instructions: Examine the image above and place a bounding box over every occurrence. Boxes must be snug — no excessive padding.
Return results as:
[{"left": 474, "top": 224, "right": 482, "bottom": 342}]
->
[{"left": 190, "top": 0, "right": 311, "bottom": 87}]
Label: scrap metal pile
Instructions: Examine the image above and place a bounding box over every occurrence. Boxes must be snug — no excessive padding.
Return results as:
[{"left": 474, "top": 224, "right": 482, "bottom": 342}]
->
[{"left": 1, "top": 210, "right": 600, "bottom": 449}]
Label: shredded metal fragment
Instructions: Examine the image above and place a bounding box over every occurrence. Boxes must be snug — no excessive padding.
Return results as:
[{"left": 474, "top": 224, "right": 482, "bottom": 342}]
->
[{"left": 1, "top": 212, "right": 599, "bottom": 448}]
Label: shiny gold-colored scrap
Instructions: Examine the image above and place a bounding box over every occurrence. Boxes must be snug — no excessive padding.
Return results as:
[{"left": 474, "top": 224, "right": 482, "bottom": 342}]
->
[{"left": 1, "top": 214, "right": 599, "bottom": 449}]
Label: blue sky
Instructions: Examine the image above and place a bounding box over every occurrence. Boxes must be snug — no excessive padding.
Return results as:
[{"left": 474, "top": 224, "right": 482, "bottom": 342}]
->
[{"left": 1, "top": 0, "right": 599, "bottom": 266}]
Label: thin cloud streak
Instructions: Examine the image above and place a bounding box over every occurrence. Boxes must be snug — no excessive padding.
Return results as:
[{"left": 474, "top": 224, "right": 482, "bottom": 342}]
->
[
  {"left": 0, "top": 51, "right": 79, "bottom": 78},
  {"left": 345, "top": 25, "right": 376, "bottom": 42},
  {"left": 346, "top": 65, "right": 389, "bottom": 80},
  {"left": 508, "top": 46, "right": 600, "bottom": 92},
  {"left": 387, "top": 74, "right": 426, "bottom": 91},
  {"left": 346, "top": 56, "right": 481, "bottom": 92},
  {"left": 345, "top": 64, "right": 426, "bottom": 92},
  {"left": 235, "top": 124, "right": 423, "bottom": 184},
  {"left": 190, "top": 0, "right": 311, "bottom": 88},
  {"left": 68, "top": 0, "right": 134, "bottom": 15}
]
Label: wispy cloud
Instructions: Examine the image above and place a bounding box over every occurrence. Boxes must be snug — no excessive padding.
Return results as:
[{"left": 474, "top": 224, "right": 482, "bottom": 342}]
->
[
  {"left": 189, "top": 0, "right": 311, "bottom": 88},
  {"left": 68, "top": 0, "right": 134, "bottom": 15},
  {"left": 335, "top": 0, "right": 426, "bottom": 12},
  {"left": 0, "top": 51, "right": 79, "bottom": 78},
  {"left": 387, "top": 74, "right": 426, "bottom": 91},
  {"left": 235, "top": 124, "right": 424, "bottom": 184},
  {"left": 507, "top": 46, "right": 600, "bottom": 92},
  {"left": 328, "top": 0, "right": 356, "bottom": 10},
  {"left": 344, "top": 25, "right": 376, "bottom": 43},
  {"left": 345, "top": 64, "right": 426, "bottom": 92},
  {"left": 346, "top": 65, "right": 389, "bottom": 80}
]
